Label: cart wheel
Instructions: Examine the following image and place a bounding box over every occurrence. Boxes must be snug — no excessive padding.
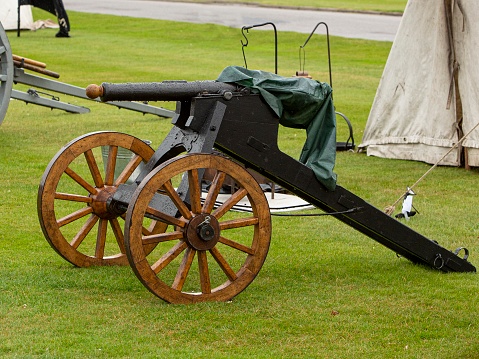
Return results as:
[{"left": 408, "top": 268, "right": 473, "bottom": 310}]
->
[
  {"left": 38, "top": 131, "right": 165, "bottom": 267},
  {"left": 0, "top": 22, "right": 14, "bottom": 125},
  {"left": 125, "top": 153, "right": 271, "bottom": 303}
]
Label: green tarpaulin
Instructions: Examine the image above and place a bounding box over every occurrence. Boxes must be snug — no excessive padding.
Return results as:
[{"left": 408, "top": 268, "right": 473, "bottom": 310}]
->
[{"left": 217, "top": 66, "right": 337, "bottom": 191}]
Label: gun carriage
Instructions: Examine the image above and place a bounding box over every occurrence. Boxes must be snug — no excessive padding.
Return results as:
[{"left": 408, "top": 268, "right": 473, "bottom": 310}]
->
[{"left": 37, "top": 69, "right": 475, "bottom": 304}]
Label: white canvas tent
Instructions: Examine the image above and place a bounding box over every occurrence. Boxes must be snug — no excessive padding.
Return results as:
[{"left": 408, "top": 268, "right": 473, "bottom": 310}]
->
[
  {"left": 360, "top": 0, "right": 479, "bottom": 167},
  {"left": 0, "top": 0, "right": 33, "bottom": 31}
]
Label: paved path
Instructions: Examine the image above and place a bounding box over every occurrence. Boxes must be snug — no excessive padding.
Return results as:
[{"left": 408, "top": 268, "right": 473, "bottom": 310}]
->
[{"left": 62, "top": 0, "right": 401, "bottom": 41}]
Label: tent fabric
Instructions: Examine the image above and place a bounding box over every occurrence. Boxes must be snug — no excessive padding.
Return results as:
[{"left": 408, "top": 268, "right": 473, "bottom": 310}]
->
[
  {"left": 455, "top": 1, "right": 479, "bottom": 164},
  {"left": 359, "top": 0, "right": 479, "bottom": 167},
  {"left": 0, "top": 0, "right": 33, "bottom": 30},
  {"left": 217, "top": 65, "right": 337, "bottom": 191}
]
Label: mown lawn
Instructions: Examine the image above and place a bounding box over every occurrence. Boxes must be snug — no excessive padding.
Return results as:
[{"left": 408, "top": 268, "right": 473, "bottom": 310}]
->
[{"left": 0, "top": 7, "right": 477, "bottom": 359}]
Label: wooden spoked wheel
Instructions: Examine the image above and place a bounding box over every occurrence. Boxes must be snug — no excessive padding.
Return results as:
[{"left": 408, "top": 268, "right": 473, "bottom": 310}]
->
[
  {"left": 125, "top": 153, "right": 272, "bottom": 303},
  {"left": 38, "top": 131, "right": 165, "bottom": 267}
]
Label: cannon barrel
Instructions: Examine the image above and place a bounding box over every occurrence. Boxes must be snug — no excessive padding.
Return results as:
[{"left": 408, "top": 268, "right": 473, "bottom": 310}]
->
[{"left": 86, "top": 81, "right": 239, "bottom": 102}]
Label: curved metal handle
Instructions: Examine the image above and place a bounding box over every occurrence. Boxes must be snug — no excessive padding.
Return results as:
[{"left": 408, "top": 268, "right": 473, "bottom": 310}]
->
[
  {"left": 241, "top": 22, "right": 278, "bottom": 74},
  {"left": 454, "top": 247, "right": 470, "bottom": 261},
  {"left": 299, "top": 22, "right": 333, "bottom": 90}
]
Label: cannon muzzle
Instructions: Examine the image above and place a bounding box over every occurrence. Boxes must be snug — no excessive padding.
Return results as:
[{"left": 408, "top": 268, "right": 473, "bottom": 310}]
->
[{"left": 86, "top": 81, "right": 239, "bottom": 102}]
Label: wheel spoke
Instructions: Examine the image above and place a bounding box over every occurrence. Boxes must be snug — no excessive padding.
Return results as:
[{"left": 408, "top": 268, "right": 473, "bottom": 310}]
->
[
  {"left": 209, "top": 246, "right": 238, "bottom": 281},
  {"left": 84, "top": 149, "right": 104, "bottom": 188},
  {"left": 142, "top": 231, "right": 184, "bottom": 245},
  {"left": 57, "top": 207, "right": 93, "bottom": 227},
  {"left": 109, "top": 218, "right": 126, "bottom": 254},
  {"left": 198, "top": 251, "right": 211, "bottom": 294},
  {"left": 124, "top": 212, "right": 160, "bottom": 237},
  {"left": 115, "top": 154, "right": 143, "bottom": 186},
  {"left": 187, "top": 169, "right": 202, "bottom": 214},
  {"left": 146, "top": 206, "right": 187, "bottom": 228},
  {"left": 55, "top": 192, "right": 92, "bottom": 203},
  {"left": 104, "top": 145, "right": 118, "bottom": 186},
  {"left": 219, "top": 236, "right": 255, "bottom": 255},
  {"left": 64, "top": 167, "right": 97, "bottom": 195},
  {"left": 70, "top": 215, "right": 98, "bottom": 249},
  {"left": 162, "top": 180, "right": 192, "bottom": 220},
  {"left": 151, "top": 241, "right": 188, "bottom": 274},
  {"left": 219, "top": 217, "right": 259, "bottom": 230},
  {"left": 172, "top": 247, "right": 196, "bottom": 291},
  {"left": 212, "top": 188, "right": 248, "bottom": 219},
  {"left": 143, "top": 220, "right": 168, "bottom": 236},
  {"left": 202, "top": 171, "right": 226, "bottom": 213},
  {"left": 95, "top": 219, "right": 108, "bottom": 258}
]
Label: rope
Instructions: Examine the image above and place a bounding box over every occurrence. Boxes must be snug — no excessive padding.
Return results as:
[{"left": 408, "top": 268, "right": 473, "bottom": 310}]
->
[{"left": 385, "top": 120, "right": 479, "bottom": 215}]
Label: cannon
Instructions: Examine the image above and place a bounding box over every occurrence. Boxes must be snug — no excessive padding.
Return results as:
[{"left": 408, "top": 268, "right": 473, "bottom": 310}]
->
[{"left": 38, "top": 67, "right": 475, "bottom": 304}]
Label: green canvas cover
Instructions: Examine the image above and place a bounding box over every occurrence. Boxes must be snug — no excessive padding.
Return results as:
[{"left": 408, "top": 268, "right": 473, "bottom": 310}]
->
[{"left": 217, "top": 66, "right": 337, "bottom": 191}]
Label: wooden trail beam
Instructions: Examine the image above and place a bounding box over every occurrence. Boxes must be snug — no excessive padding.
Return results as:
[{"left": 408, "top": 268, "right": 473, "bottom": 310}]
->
[
  {"left": 13, "top": 60, "right": 60, "bottom": 79},
  {"left": 12, "top": 54, "right": 47, "bottom": 68}
]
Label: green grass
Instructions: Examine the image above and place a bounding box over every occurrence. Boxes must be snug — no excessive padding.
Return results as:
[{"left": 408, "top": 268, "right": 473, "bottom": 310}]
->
[
  {"left": 1, "top": 9, "right": 478, "bottom": 359},
  {"left": 164, "top": 0, "right": 408, "bottom": 13}
]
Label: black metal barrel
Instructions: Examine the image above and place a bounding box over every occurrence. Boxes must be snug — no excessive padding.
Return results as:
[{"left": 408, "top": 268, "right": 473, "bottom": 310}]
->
[{"left": 86, "top": 81, "right": 239, "bottom": 102}]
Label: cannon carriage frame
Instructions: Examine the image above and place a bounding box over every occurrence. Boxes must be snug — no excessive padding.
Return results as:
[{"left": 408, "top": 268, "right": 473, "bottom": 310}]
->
[{"left": 37, "top": 79, "right": 475, "bottom": 304}]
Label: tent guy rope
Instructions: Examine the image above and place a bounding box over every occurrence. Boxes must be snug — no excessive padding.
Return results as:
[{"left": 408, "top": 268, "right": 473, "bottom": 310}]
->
[{"left": 385, "top": 120, "right": 479, "bottom": 216}]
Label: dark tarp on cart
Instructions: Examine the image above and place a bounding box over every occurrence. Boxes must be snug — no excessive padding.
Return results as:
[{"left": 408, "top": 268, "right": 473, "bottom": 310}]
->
[{"left": 217, "top": 66, "right": 337, "bottom": 191}]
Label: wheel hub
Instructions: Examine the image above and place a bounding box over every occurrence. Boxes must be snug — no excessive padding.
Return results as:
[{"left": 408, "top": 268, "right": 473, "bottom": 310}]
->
[
  {"left": 185, "top": 213, "right": 220, "bottom": 250},
  {"left": 89, "top": 185, "right": 118, "bottom": 219}
]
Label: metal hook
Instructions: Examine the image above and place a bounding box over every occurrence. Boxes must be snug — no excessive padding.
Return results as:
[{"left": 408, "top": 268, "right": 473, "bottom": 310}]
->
[
  {"left": 299, "top": 22, "right": 333, "bottom": 90},
  {"left": 240, "top": 22, "right": 278, "bottom": 74},
  {"left": 241, "top": 27, "right": 250, "bottom": 70}
]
